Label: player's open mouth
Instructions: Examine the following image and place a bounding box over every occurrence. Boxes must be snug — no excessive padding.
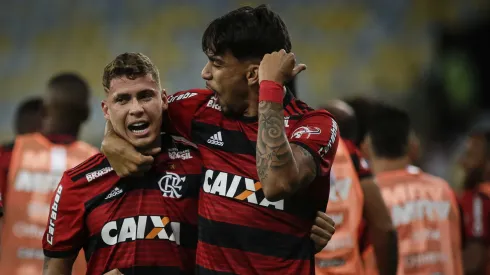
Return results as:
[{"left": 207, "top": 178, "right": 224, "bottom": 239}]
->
[{"left": 128, "top": 122, "right": 150, "bottom": 136}]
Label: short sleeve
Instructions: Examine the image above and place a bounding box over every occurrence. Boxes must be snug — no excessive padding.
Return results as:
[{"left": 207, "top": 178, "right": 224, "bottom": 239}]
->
[
  {"left": 289, "top": 111, "right": 339, "bottom": 177},
  {"left": 43, "top": 172, "right": 87, "bottom": 258},
  {"left": 165, "top": 89, "right": 214, "bottom": 140},
  {"left": 460, "top": 191, "right": 490, "bottom": 244}
]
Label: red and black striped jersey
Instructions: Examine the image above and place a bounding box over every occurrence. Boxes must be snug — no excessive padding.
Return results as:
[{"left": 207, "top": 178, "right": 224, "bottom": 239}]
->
[
  {"left": 166, "top": 89, "right": 339, "bottom": 274},
  {"left": 42, "top": 135, "right": 201, "bottom": 275}
]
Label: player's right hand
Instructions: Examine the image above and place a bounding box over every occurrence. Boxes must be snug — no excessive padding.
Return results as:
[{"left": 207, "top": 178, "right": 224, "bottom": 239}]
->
[
  {"left": 103, "top": 269, "right": 124, "bottom": 275},
  {"left": 101, "top": 121, "right": 160, "bottom": 177}
]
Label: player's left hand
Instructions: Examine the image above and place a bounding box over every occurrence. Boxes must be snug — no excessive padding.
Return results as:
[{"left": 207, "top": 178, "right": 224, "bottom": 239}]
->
[
  {"left": 310, "top": 211, "right": 335, "bottom": 253},
  {"left": 258, "top": 49, "right": 307, "bottom": 85}
]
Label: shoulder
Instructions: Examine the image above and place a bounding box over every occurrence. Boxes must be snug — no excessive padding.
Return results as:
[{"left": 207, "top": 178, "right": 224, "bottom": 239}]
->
[
  {"left": 168, "top": 89, "right": 214, "bottom": 106},
  {"left": 65, "top": 153, "right": 115, "bottom": 185},
  {"left": 421, "top": 172, "right": 450, "bottom": 187},
  {"left": 290, "top": 108, "right": 338, "bottom": 130}
]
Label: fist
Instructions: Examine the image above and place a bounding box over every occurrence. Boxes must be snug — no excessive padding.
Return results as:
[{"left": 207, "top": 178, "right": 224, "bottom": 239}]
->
[{"left": 258, "top": 49, "right": 307, "bottom": 85}]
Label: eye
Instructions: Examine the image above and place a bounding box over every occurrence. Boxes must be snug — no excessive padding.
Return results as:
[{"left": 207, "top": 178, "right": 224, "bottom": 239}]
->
[
  {"left": 139, "top": 90, "right": 155, "bottom": 101},
  {"left": 114, "top": 96, "right": 128, "bottom": 104}
]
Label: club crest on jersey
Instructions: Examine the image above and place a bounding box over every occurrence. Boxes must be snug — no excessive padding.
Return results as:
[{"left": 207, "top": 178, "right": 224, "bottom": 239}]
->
[
  {"left": 158, "top": 172, "right": 186, "bottom": 198},
  {"left": 203, "top": 169, "right": 284, "bottom": 210},
  {"left": 100, "top": 216, "right": 181, "bottom": 246},
  {"left": 291, "top": 126, "right": 321, "bottom": 139}
]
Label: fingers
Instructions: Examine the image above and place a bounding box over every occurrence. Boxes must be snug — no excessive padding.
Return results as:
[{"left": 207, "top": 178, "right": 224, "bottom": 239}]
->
[
  {"left": 316, "top": 211, "right": 334, "bottom": 224},
  {"left": 141, "top": 147, "right": 162, "bottom": 156},
  {"left": 139, "top": 154, "right": 156, "bottom": 165},
  {"left": 315, "top": 216, "right": 335, "bottom": 234},
  {"left": 292, "top": 64, "right": 307, "bottom": 77},
  {"left": 311, "top": 231, "right": 328, "bottom": 253}
]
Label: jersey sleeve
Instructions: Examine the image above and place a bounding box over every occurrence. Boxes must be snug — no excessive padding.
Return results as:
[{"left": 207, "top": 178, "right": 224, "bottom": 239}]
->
[
  {"left": 289, "top": 111, "right": 339, "bottom": 177},
  {"left": 460, "top": 191, "right": 490, "bottom": 244},
  {"left": 165, "top": 89, "right": 214, "bottom": 140},
  {"left": 43, "top": 172, "right": 87, "bottom": 258}
]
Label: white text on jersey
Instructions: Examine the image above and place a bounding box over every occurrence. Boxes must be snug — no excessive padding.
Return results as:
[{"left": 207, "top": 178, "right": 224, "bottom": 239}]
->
[
  {"left": 206, "top": 97, "right": 222, "bottom": 111},
  {"left": 101, "top": 216, "right": 180, "bottom": 246},
  {"left": 168, "top": 92, "right": 198, "bottom": 103},
  {"left": 86, "top": 166, "right": 113, "bottom": 182},
  {"left": 46, "top": 185, "right": 63, "bottom": 245},
  {"left": 14, "top": 170, "right": 62, "bottom": 194},
  {"left": 203, "top": 169, "right": 284, "bottom": 210}
]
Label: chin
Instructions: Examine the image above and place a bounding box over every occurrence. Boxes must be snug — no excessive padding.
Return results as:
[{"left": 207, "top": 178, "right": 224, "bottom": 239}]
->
[{"left": 131, "top": 136, "right": 157, "bottom": 150}]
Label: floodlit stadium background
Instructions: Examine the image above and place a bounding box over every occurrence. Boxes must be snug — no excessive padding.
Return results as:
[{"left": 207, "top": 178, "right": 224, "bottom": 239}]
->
[{"left": 0, "top": 0, "right": 489, "bottom": 189}]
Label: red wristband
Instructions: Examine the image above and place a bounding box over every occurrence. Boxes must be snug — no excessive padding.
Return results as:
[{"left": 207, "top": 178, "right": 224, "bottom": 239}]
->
[{"left": 259, "top": 80, "right": 284, "bottom": 103}]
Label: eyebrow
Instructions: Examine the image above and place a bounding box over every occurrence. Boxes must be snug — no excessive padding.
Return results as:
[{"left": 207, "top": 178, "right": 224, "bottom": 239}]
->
[
  {"left": 112, "top": 89, "right": 156, "bottom": 99},
  {"left": 208, "top": 55, "right": 224, "bottom": 63}
]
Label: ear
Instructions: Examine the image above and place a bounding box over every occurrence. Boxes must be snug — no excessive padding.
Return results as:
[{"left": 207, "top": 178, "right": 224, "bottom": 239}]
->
[
  {"left": 161, "top": 89, "right": 168, "bottom": 111},
  {"left": 101, "top": 100, "right": 110, "bottom": 120},
  {"left": 361, "top": 135, "right": 372, "bottom": 160},
  {"left": 246, "top": 64, "right": 260, "bottom": 86}
]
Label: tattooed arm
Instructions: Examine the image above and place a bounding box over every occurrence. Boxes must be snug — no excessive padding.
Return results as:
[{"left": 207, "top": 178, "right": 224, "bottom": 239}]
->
[
  {"left": 257, "top": 50, "right": 338, "bottom": 201},
  {"left": 43, "top": 256, "right": 76, "bottom": 275},
  {"left": 256, "top": 101, "right": 317, "bottom": 201}
]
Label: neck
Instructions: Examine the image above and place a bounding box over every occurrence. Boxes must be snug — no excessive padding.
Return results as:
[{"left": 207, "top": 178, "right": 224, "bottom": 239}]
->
[
  {"left": 137, "top": 137, "right": 161, "bottom": 156},
  {"left": 42, "top": 118, "right": 80, "bottom": 138},
  {"left": 243, "top": 89, "right": 259, "bottom": 117},
  {"left": 370, "top": 155, "right": 411, "bottom": 175}
]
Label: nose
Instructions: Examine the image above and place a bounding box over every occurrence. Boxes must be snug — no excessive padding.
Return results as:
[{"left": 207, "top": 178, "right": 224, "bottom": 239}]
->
[
  {"left": 129, "top": 98, "right": 144, "bottom": 116},
  {"left": 201, "top": 62, "right": 212, "bottom": 80}
]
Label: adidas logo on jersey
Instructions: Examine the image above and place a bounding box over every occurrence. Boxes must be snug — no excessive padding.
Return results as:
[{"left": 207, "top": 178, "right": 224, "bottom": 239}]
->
[
  {"left": 207, "top": 131, "right": 224, "bottom": 146},
  {"left": 105, "top": 187, "right": 123, "bottom": 200}
]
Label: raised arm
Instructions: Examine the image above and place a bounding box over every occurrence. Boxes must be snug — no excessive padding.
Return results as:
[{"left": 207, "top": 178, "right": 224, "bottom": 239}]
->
[{"left": 256, "top": 50, "right": 338, "bottom": 201}]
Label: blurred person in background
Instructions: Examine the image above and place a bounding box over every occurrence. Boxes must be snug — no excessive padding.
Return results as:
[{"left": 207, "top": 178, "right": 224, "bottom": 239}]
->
[
  {"left": 13, "top": 97, "right": 44, "bottom": 136},
  {"left": 458, "top": 124, "right": 490, "bottom": 275},
  {"left": 316, "top": 100, "right": 397, "bottom": 275},
  {"left": 0, "top": 73, "right": 98, "bottom": 275},
  {"left": 344, "top": 96, "right": 377, "bottom": 158},
  {"left": 364, "top": 104, "right": 463, "bottom": 275},
  {"left": 0, "top": 96, "right": 44, "bottom": 215}
]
